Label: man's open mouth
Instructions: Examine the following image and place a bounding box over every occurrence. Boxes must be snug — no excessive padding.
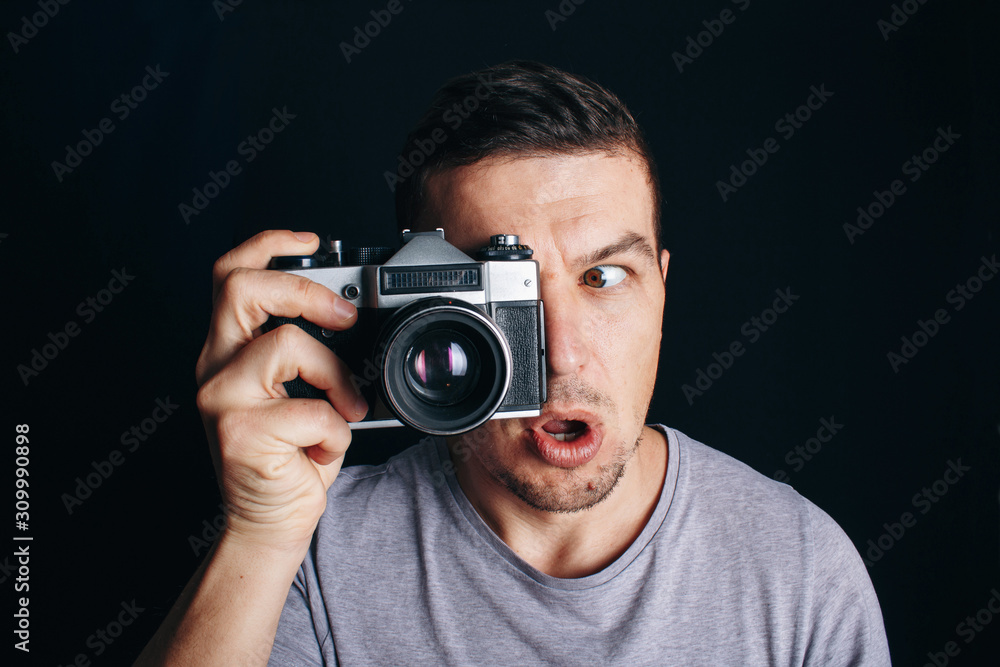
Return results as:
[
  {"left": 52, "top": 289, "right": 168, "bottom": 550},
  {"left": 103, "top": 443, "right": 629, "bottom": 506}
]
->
[
  {"left": 541, "top": 419, "right": 589, "bottom": 442},
  {"left": 528, "top": 412, "right": 604, "bottom": 468}
]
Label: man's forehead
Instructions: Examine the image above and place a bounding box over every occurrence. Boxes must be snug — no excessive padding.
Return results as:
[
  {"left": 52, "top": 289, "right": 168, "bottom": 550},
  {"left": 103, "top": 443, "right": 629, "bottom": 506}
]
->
[
  {"left": 424, "top": 153, "right": 657, "bottom": 254},
  {"left": 427, "top": 152, "right": 647, "bottom": 200}
]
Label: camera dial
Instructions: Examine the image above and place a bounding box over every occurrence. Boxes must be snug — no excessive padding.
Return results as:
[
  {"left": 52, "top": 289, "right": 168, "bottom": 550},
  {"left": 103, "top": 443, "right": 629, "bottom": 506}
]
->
[{"left": 476, "top": 234, "right": 534, "bottom": 261}]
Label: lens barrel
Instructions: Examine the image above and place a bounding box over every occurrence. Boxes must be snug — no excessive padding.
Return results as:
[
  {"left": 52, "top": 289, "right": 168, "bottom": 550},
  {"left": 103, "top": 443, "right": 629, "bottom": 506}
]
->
[{"left": 376, "top": 298, "right": 511, "bottom": 435}]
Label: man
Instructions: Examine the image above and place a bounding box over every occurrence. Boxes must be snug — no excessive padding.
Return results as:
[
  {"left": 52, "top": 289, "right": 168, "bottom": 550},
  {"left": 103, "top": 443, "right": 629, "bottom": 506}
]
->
[{"left": 139, "top": 62, "right": 890, "bottom": 665}]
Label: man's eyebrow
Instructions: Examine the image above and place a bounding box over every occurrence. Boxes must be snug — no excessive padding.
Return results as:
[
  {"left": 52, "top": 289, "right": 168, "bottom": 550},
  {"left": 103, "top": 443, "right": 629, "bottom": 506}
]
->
[{"left": 576, "top": 231, "right": 658, "bottom": 268}]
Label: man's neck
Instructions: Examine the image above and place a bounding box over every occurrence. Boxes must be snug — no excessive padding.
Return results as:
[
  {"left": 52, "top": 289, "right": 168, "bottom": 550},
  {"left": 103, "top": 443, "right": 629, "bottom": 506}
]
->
[{"left": 451, "top": 426, "right": 668, "bottom": 579}]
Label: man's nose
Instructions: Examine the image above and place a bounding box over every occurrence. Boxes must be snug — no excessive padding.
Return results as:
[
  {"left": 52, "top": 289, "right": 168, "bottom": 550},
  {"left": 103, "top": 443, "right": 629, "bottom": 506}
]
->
[{"left": 540, "top": 283, "right": 590, "bottom": 377}]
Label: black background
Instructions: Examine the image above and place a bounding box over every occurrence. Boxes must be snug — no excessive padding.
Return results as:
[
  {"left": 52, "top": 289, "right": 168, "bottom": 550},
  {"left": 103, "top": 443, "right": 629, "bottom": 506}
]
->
[{"left": 3, "top": 0, "right": 998, "bottom": 664}]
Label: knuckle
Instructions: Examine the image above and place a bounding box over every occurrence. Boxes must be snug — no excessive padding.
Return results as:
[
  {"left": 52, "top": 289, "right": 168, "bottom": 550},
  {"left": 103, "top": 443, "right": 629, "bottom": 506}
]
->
[
  {"left": 212, "top": 247, "right": 250, "bottom": 287},
  {"left": 195, "top": 378, "right": 221, "bottom": 416},
  {"left": 256, "top": 459, "right": 286, "bottom": 482},
  {"left": 212, "top": 230, "right": 290, "bottom": 286},
  {"left": 212, "top": 254, "right": 232, "bottom": 285},
  {"left": 307, "top": 401, "right": 339, "bottom": 432},
  {"left": 286, "top": 398, "right": 349, "bottom": 442},
  {"left": 251, "top": 228, "right": 283, "bottom": 247},
  {"left": 272, "top": 321, "right": 310, "bottom": 352},
  {"left": 194, "top": 351, "right": 211, "bottom": 387},
  {"left": 289, "top": 274, "right": 320, "bottom": 304},
  {"left": 217, "top": 266, "right": 253, "bottom": 305}
]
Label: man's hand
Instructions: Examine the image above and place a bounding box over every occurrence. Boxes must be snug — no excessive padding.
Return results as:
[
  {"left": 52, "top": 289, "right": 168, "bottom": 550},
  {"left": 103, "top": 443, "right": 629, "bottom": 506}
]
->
[
  {"left": 195, "top": 229, "right": 367, "bottom": 550},
  {"left": 137, "top": 230, "right": 366, "bottom": 666}
]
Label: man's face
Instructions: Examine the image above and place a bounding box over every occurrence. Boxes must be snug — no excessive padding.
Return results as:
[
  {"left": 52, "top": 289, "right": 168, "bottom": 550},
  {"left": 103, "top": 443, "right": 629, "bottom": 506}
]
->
[{"left": 424, "top": 152, "right": 669, "bottom": 513}]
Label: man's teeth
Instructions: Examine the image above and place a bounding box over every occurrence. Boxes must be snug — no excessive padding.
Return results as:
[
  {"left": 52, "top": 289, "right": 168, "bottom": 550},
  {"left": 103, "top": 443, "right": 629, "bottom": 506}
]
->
[{"left": 549, "top": 429, "right": 585, "bottom": 442}]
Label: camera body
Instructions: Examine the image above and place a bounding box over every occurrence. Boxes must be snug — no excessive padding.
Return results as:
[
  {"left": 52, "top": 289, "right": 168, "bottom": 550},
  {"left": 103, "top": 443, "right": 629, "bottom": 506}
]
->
[{"left": 264, "top": 230, "right": 546, "bottom": 435}]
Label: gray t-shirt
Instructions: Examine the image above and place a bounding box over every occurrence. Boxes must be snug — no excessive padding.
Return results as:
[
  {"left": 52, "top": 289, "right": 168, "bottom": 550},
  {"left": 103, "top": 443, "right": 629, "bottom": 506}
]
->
[{"left": 269, "top": 427, "right": 890, "bottom": 666}]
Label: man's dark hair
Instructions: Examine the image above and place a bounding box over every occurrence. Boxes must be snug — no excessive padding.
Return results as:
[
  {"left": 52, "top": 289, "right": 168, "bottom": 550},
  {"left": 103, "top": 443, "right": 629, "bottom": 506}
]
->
[{"left": 393, "top": 60, "right": 662, "bottom": 245}]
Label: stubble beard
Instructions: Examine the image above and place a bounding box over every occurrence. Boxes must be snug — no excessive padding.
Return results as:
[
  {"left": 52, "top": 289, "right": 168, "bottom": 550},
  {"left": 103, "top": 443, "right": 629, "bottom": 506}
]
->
[
  {"left": 477, "top": 377, "right": 649, "bottom": 514},
  {"left": 493, "top": 432, "right": 643, "bottom": 513}
]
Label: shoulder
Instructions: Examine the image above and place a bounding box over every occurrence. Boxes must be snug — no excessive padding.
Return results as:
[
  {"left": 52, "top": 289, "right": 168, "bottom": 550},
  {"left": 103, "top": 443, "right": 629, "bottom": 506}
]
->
[
  {"left": 660, "top": 426, "right": 871, "bottom": 594},
  {"left": 668, "top": 427, "right": 813, "bottom": 523},
  {"left": 660, "top": 427, "right": 890, "bottom": 663}
]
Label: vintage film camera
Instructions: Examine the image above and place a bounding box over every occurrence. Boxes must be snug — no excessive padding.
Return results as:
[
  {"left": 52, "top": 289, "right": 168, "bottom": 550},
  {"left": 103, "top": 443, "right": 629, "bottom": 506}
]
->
[{"left": 265, "top": 230, "right": 546, "bottom": 435}]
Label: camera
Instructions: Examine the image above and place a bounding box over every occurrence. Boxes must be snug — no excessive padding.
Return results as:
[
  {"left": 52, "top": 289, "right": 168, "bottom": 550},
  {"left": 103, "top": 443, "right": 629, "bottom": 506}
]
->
[{"left": 264, "top": 230, "right": 546, "bottom": 435}]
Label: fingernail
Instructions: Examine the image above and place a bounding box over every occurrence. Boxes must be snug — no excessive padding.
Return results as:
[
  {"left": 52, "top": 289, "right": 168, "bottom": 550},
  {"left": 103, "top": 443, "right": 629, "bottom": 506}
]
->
[
  {"left": 355, "top": 395, "right": 369, "bottom": 418},
  {"left": 294, "top": 231, "right": 315, "bottom": 243},
  {"left": 333, "top": 298, "right": 356, "bottom": 320}
]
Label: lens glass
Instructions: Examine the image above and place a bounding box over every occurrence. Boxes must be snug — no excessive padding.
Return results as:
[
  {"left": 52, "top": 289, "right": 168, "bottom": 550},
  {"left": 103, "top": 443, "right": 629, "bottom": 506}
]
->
[
  {"left": 405, "top": 331, "right": 481, "bottom": 406},
  {"left": 377, "top": 298, "right": 511, "bottom": 435}
]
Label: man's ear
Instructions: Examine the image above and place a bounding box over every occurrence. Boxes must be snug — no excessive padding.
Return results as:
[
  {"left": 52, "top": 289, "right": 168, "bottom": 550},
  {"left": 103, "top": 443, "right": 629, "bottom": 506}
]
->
[{"left": 659, "top": 249, "right": 670, "bottom": 283}]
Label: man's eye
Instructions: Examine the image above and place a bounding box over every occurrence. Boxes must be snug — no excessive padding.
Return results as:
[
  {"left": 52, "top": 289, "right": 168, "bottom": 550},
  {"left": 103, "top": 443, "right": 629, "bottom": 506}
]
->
[{"left": 582, "top": 265, "right": 627, "bottom": 288}]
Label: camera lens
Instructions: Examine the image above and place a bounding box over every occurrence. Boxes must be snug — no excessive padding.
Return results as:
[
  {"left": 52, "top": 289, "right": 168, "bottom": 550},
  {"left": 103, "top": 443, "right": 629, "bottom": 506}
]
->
[
  {"left": 404, "top": 331, "right": 481, "bottom": 406},
  {"left": 377, "top": 299, "right": 511, "bottom": 435}
]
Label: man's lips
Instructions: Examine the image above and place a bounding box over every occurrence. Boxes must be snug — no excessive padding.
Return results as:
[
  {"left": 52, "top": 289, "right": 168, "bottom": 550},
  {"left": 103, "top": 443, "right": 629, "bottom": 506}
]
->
[{"left": 527, "top": 410, "right": 604, "bottom": 468}]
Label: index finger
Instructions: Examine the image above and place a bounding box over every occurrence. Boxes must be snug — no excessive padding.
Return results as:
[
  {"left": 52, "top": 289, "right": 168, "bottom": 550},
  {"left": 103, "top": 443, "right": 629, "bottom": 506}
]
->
[{"left": 212, "top": 230, "right": 320, "bottom": 302}]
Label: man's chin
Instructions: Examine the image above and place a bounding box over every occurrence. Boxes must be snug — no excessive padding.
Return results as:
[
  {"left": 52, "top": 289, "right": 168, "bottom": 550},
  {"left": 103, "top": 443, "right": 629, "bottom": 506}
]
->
[
  {"left": 479, "top": 425, "right": 640, "bottom": 514},
  {"left": 452, "top": 400, "right": 639, "bottom": 513},
  {"left": 490, "top": 449, "right": 630, "bottom": 514}
]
